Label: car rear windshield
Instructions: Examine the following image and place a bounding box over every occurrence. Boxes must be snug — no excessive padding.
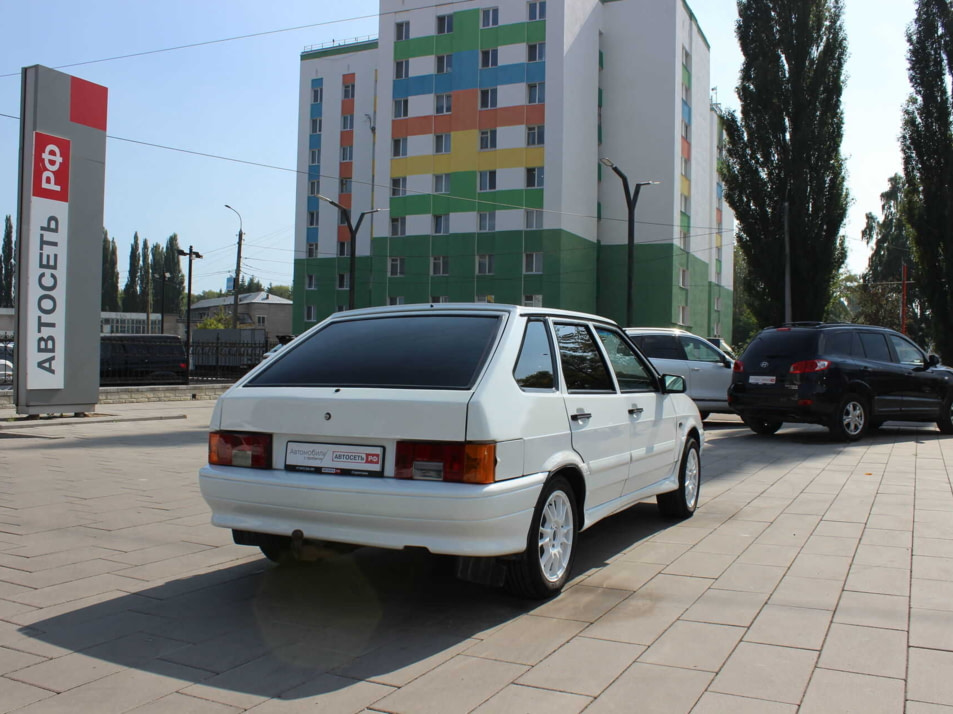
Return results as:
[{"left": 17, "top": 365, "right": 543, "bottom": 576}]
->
[
  {"left": 245, "top": 314, "right": 502, "bottom": 389},
  {"left": 742, "top": 330, "right": 819, "bottom": 363}
]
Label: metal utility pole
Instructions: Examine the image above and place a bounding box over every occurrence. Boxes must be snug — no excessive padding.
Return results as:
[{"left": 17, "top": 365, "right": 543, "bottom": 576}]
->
[
  {"left": 783, "top": 200, "right": 792, "bottom": 324},
  {"left": 177, "top": 246, "right": 203, "bottom": 384},
  {"left": 225, "top": 204, "right": 243, "bottom": 329},
  {"left": 599, "top": 158, "right": 659, "bottom": 326},
  {"left": 159, "top": 272, "right": 170, "bottom": 334},
  {"left": 315, "top": 194, "right": 382, "bottom": 310}
]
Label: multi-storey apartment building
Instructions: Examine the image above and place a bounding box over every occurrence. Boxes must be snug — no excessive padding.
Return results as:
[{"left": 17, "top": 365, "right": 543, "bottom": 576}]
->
[{"left": 293, "top": 0, "right": 733, "bottom": 340}]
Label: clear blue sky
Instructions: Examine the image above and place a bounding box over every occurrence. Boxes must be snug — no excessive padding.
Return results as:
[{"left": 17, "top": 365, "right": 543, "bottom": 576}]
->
[{"left": 0, "top": 0, "right": 916, "bottom": 295}]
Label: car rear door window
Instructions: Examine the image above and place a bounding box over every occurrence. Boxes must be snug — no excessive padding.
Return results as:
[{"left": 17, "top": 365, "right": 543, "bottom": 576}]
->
[
  {"left": 858, "top": 332, "right": 891, "bottom": 362},
  {"left": 514, "top": 319, "right": 556, "bottom": 390},
  {"left": 824, "top": 331, "right": 862, "bottom": 357},
  {"left": 595, "top": 328, "right": 655, "bottom": 392},
  {"left": 636, "top": 334, "right": 687, "bottom": 360},
  {"left": 246, "top": 315, "right": 501, "bottom": 389},
  {"left": 554, "top": 323, "right": 614, "bottom": 392},
  {"left": 679, "top": 336, "right": 723, "bottom": 363}
]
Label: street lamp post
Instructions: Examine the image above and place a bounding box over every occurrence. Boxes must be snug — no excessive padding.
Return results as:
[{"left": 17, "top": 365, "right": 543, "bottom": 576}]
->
[
  {"left": 177, "top": 246, "right": 203, "bottom": 383},
  {"left": 224, "top": 204, "right": 243, "bottom": 329},
  {"left": 315, "top": 194, "right": 382, "bottom": 309},
  {"left": 159, "top": 271, "right": 171, "bottom": 334},
  {"left": 600, "top": 157, "right": 659, "bottom": 327}
]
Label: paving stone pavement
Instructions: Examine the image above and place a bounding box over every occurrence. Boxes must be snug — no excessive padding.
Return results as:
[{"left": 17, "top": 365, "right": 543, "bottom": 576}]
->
[{"left": 1, "top": 403, "right": 952, "bottom": 712}]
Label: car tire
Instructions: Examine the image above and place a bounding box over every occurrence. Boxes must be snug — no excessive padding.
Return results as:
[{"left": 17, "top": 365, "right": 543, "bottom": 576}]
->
[
  {"left": 657, "top": 436, "right": 701, "bottom": 519},
  {"left": 258, "top": 535, "right": 294, "bottom": 565},
  {"left": 937, "top": 395, "right": 953, "bottom": 434},
  {"left": 829, "top": 393, "right": 869, "bottom": 441},
  {"left": 745, "top": 417, "right": 783, "bottom": 436},
  {"left": 505, "top": 476, "right": 577, "bottom": 600}
]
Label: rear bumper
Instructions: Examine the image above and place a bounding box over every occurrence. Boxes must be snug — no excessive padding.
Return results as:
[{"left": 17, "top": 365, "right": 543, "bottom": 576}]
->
[
  {"left": 199, "top": 465, "right": 546, "bottom": 557},
  {"left": 728, "top": 384, "right": 838, "bottom": 425}
]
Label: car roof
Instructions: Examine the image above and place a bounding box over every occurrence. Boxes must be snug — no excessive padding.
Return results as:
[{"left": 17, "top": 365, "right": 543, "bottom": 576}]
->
[{"left": 320, "top": 303, "right": 622, "bottom": 328}]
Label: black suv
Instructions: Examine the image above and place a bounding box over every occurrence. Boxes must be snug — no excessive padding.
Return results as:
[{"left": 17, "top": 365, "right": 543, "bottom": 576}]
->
[
  {"left": 728, "top": 323, "right": 953, "bottom": 441},
  {"left": 100, "top": 334, "right": 188, "bottom": 386}
]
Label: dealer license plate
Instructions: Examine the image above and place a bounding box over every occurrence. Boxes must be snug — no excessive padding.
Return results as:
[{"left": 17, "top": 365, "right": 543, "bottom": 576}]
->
[
  {"left": 749, "top": 376, "right": 777, "bottom": 385},
  {"left": 285, "top": 442, "right": 384, "bottom": 476}
]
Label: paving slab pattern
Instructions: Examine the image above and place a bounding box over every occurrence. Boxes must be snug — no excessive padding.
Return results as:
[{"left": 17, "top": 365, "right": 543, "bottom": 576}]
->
[{"left": 0, "top": 405, "right": 951, "bottom": 712}]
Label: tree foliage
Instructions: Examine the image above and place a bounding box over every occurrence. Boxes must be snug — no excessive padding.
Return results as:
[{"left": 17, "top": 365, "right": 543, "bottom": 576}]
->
[
  {"left": 140, "top": 238, "right": 152, "bottom": 315},
  {"left": 100, "top": 231, "right": 122, "bottom": 311},
  {"left": 122, "top": 233, "right": 141, "bottom": 312},
  {"left": 719, "top": 0, "right": 849, "bottom": 327},
  {"left": 1, "top": 215, "right": 13, "bottom": 308},
  {"left": 901, "top": 0, "right": 953, "bottom": 360}
]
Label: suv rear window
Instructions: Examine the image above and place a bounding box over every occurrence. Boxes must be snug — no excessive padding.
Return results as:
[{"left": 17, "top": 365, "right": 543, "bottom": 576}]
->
[
  {"left": 632, "top": 334, "right": 686, "bottom": 360},
  {"left": 246, "top": 314, "right": 501, "bottom": 389},
  {"left": 743, "top": 330, "right": 819, "bottom": 363}
]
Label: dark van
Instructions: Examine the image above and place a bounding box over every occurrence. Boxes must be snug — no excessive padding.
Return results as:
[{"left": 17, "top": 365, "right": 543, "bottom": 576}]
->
[{"left": 100, "top": 334, "right": 188, "bottom": 386}]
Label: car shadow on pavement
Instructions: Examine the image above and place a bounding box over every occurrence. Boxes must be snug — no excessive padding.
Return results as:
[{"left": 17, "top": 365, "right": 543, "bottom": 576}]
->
[{"left": 16, "top": 506, "right": 677, "bottom": 701}]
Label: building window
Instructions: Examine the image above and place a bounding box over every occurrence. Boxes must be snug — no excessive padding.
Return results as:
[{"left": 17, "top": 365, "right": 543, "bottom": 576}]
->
[
  {"left": 435, "top": 133, "right": 452, "bottom": 154},
  {"left": 678, "top": 305, "right": 689, "bottom": 325},
  {"left": 528, "top": 1, "right": 546, "bottom": 20},
  {"left": 309, "top": 179, "right": 320, "bottom": 196},
  {"left": 681, "top": 155, "right": 691, "bottom": 177},
  {"left": 435, "top": 93, "right": 453, "bottom": 114},
  {"left": 480, "top": 88, "right": 498, "bottom": 109},
  {"left": 309, "top": 148, "right": 321, "bottom": 165},
  {"left": 307, "top": 243, "right": 319, "bottom": 258},
  {"left": 335, "top": 304, "right": 347, "bottom": 313},
  {"left": 477, "top": 254, "right": 495, "bottom": 275},
  {"left": 338, "top": 240, "right": 351, "bottom": 257},
  {"left": 431, "top": 295, "right": 450, "bottom": 303},
  {"left": 682, "top": 46, "right": 692, "bottom": 69},
  {"left": 257, "top": 315, "right": 267, "bottom": 327},
  {"left": 341, "top": 145, "right": 353, "bottom": 161},
  {"left": 682, "top": 82, "right": 691, "bottom": 104},
  {"left": 481, "top": 7, "right": 499, "bottom": 27},
  {"left": 528, "top": 82, "right": 545, "bottom": 104},
  {"left": 680, "top": 193, "right": 691, "bottom": 214},
  {"left": 525, "top": 209, "right": 543, "bottom": 229},
  {"left": 681, "top": 119, "right": 691, "bottom": 141},
  {"left": 312, "top": 87, "right": 323, "bottom": 103},
  {"left": 396, "top": 21, "right": 410, "bottom": 41},
  {"left": 528, "top": 42, "right": 546, "bottom": 62},
  {"left": 337, "top": 273, "right": 349, "bottom": 290},
  {"left": 391, "top": 176, "right": 407, "bottom": 197},
  {"left": 306, "top": 274, "right": 317, "bottom": 290},
  {"left": 481, "top": 49, "right": 498, "bottom": 68},
  {"left": 342, "top": 83, "right": 355, "bottom": 99},
  {"left": 433, "top": 214, "right": 450, "bottom": 234},
  {"left": 305, "top": 304, "right": 317, "bottom": 322},
  {"left": 524, "top": 252, "right": 543, "bottom": 274},
  {"left": 680, "top": 230, "right": 690, "bottom": 252},
  {"left": 475, "top": 294, "right": 494, "bottom": 303},
  {"left": 527, "top": 125, "right": 545, "bottom": 146},
  {"left": 389, "top": 257, "right": 406, "bottom": 277},
  {"left": 394, "top": 98, "right": 409, "bottom": 118},
  {"left": 308, "top": 210, "right": 318, "bottom": 227},
  {"left": 479, "top": 211, "right": 496, "bottom": 231},
  {"left": 436, "top": 54, "right": 453, "bottom": 74},
  {"left": 310, "top": 117, "right": 322, "bottom": 134},
  {"left": 523, "top": 294, "right": 543, "bottom": 307},
  {"left": 388, "top": 296, "right": 405, "bottom": 306},
  {"left": 437, "top": 14, "right": 454, "bottom": 34},
  {"left": 432, "top": 255, "right": 450, "bottom": 275},
  {"left": 679, "top": 269, "right": 690, "bottom": 288},
  {"left": 392, "top": 137, "right": 408, "bottom": 157},
  {"left": 480, "top": 129, "right": 497, "bottom": 150},
  {"left": 434, "top": 173, "right": 451, "bottom": 194},
  {"left": 339, "top": 178, "right": 352, "bottom": 193},
  {"left": 526, "top": 166, "right": 544, "bottom": 188},
  {"left": 342, "top": 114, "right": 354, "bottom": 130},
  {"left": 714, "top": 296, "right": 722, "bottom": 311},
  {"left": 478, "top": 170, "right": 497, "bottom": 192},
  {"left": 391, "top": 217, "right": 406, "bottom": 236},
  {"left": 395, "top": 59, "right": 409, "bottom": 79}
]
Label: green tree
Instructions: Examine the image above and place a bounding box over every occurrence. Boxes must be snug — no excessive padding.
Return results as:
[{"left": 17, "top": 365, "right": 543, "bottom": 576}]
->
[
  {"left": 730, "top": 247, "right": 759, "bottom": 349},
  {"left": 266, "top": 284, "right": 292, "bottom": 300},
  {"left": 197, "top": 307, "right": 231, "bottom": 329},
  {"left": 104, "top": 236, "right": 121, "bottom": 311},
  {"left": 238, "top": 274, "right": 263, "bottom": 293},
  {"left": 719, "top": 0, "right": 849, "bottom": 327},
  {"left": 163, "top": 234, "right": 185, "bottom": 314},
  {"left": 122, "top": 232, "right": 142, "bottom": 312},
  {"left": 1, "top": 215, "right": 13, "bottom": 308},
  {"left": 901, "top": 0, "right": 953, "bottom": 360},
  {"left": 140, "top": 238, "right": 152, "bottom": 319},
  {"left": 150, "top": 241, "right": 165, "bottom": 316}
]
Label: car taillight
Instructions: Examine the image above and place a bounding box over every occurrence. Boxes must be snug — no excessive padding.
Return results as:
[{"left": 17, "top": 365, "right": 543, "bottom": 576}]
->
[
  {"left": 789, "top": 359, "right": 831, "bottom": 374},
  {"left": 179, "top": 363, "right": 187, "bottom": 370},
  {"left": 732, "top": 360, "right": 744, "bottom": 373},
  {"left": 209, "top": 431, "right": 272, "bottom": 468},
  {"left": 395, "top": 441, "right": 496, "bottom": 484}
]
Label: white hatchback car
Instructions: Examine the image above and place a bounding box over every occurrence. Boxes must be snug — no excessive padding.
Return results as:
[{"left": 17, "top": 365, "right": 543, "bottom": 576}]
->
[{"left": 200, "top": 305, "right": 703, "bottom": 598}]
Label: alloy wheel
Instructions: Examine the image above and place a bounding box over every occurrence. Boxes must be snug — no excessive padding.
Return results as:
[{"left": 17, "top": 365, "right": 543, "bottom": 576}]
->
[{"left": 538, "top": 490, "right": 574, "bottom": 582}]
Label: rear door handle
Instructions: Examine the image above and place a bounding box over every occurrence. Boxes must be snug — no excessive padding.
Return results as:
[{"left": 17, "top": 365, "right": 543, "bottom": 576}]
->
[
  {"left": 628, "top": 406, "right": 644, "bottom": 415},
  {"left": 691, "top": 367, "right": 701, "bottom": 372},
  {"left": 570, "top": 412, "right": 592, "bottom": 421}
]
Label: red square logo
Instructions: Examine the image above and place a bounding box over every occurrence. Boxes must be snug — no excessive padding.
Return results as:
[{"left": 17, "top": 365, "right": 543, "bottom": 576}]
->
[{"left": 69, "top": 76, "right": 108, "bottom": 132}]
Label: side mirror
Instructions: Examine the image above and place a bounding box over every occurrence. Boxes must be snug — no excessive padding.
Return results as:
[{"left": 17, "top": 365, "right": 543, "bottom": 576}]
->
[
  {"left": 928, "top": 354, "right": 941, "bottom": 367},
  {"left": 663, "top": 374, "right": 686, "bottom": 393}
]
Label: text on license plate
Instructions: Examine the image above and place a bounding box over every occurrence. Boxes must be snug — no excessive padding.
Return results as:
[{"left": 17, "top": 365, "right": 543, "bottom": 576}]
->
[
  {"left": 285, "top": 442, "right": 384, "bottom": 475},
  {"left": 749, "top": 376, "right": 776, "bottom": 385}
]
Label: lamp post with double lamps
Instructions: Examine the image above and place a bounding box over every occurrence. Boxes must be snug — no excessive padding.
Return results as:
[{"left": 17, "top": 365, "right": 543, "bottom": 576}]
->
[
  {"left": 315, "top": 194, "right": 383, "bottom": 309},
  {"left": 224, "top": 204, "right": 243, "bottom": 329},
  {"left": 600, "top": 157, "right": 658, "bottom": 327},
  {"left": 177, "top": 246, "right": 203, "bottom": 383}
]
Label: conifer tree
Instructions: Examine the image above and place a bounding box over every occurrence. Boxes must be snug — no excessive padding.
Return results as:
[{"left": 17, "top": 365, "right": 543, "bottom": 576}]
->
[
  {"left": 122, "top": 233, "right": 142, "bottom": 312},
  {"left": 1, "top": 215, "right": 13, "bottom": 308}
]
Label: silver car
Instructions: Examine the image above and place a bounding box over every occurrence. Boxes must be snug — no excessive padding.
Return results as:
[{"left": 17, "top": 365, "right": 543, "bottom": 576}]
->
[{"left": 625, "top": 328, "right": 733, "bottom": 419}]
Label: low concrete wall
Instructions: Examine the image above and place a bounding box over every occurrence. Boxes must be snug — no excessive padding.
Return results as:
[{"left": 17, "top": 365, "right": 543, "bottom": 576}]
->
[{"left": 0, "top": 383, "right": 232, "bottom": 408}]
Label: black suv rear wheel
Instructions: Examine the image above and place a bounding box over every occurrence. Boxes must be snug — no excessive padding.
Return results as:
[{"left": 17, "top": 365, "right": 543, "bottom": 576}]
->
[
  {"left": 745, "top": 417, "right": 782, "bottom": 436},
  {"left": 829, "top": 393, "right": 868, "bottom": 441},
  {"left": 938, "top": 395, "right": 953, "bottom": 434}
]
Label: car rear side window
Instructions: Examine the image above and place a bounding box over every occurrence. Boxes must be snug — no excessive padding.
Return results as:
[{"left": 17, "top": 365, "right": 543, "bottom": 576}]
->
[
  {"left": 823, "top": 331, "right": 862, "bottom": 357},
  {"left": 635, "top": 334, "right": 686, "bottom": 360},
  {"left": 858, "top": 332, "right": 891, "bottom": 362},
  {"left": 554, "top": 323, "right": 614, "bottom": 392},
  {"left": 596, "top": 328, "right": 655, "bottom": 392},
  {"left": 246, "top": 315, "right": 501, "bottom": 389},
  {"left": 514, "top": 319, "right": 556, "bottom": 390},
  {"left": 679, "top": 336, "right": 723, "bottom": 363}
]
